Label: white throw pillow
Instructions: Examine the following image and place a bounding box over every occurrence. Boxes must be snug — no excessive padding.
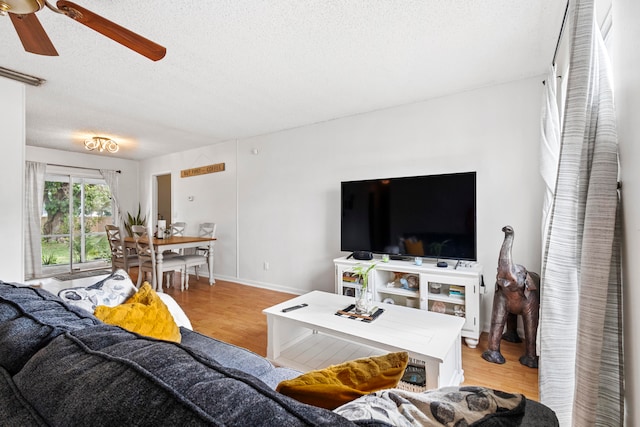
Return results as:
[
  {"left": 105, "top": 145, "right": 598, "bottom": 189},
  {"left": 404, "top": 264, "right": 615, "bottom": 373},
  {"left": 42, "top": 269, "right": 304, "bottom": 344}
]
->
[{"left": 58, "top": 269, "right": 137, "bottom": 313}]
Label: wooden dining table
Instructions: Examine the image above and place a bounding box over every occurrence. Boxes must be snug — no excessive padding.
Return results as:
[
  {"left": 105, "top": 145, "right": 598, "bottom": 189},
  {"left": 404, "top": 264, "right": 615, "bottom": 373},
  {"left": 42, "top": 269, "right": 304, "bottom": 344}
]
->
[{"left": 125, "top": 235, "right": 217, "bottom": 291}]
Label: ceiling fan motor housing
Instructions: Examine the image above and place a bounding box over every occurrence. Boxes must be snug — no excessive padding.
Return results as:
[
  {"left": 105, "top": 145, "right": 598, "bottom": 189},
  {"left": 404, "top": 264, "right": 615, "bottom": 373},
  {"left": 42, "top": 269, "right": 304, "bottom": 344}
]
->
[{"left": 1, "top": 0, "right": 45, "bottom": 15}]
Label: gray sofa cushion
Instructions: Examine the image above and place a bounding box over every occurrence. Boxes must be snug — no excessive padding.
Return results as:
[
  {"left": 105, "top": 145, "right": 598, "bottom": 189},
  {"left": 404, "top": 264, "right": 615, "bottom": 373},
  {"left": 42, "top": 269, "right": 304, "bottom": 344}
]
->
[
  {"left": 13, "top": 324, "right": 358, "bottom": 426},
  {"left": 180, "top": 328, "right": 300, "bottom": 388},
  {"left": 180, "top": 328, "right": 275, "bottom": 377},
  {"left": 259, "top": 366, "right": 303, "bottom": 390},
  {"left": 0, "top": 282, "right": 101, "bottom": 375},
  {"left": 0, "top": 366, "right": 47, "bottom": 426}
]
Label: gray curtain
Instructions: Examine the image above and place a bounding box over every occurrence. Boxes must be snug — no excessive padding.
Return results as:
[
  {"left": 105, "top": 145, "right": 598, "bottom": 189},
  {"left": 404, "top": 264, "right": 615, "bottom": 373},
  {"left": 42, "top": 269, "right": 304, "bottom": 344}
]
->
[
  {"left": 24, "top": 161, "right": 46, "bottom": 279},
  {"left": 539, "top": 0, "right": 623, "bottom": 425}
]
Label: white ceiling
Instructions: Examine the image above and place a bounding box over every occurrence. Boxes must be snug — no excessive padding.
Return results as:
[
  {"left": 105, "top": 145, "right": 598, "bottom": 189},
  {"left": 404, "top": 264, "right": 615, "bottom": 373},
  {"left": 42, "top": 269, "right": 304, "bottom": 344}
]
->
[{"left": 0, "top": 1, "right": 567, "bottom": 160}]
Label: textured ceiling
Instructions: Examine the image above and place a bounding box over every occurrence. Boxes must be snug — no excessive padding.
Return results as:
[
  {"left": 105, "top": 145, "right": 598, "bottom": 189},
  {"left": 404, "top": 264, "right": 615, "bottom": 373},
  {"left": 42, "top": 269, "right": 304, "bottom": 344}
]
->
[{"left": 0, "top": 1, "right": 567, "bottom": 160}]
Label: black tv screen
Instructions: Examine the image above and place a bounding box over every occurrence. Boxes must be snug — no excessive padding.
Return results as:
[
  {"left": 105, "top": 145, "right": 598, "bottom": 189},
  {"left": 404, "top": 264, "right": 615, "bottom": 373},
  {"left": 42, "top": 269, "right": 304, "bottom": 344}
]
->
[{"left": 341, "top": 172, "right": 476, "bottom": 261}]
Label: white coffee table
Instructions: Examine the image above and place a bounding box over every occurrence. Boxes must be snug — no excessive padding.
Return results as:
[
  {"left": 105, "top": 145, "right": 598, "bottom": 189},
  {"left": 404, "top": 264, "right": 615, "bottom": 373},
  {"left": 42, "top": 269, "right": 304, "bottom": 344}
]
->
[{"left": 263, "top": 290, "right": 465, "bottom": 390}]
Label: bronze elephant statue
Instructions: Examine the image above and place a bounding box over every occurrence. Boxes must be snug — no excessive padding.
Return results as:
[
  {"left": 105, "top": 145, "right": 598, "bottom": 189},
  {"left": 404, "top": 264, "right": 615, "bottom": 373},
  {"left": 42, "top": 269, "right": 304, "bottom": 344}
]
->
[{"left": 482, "top": 225, "right": 539, "bottom": 368}]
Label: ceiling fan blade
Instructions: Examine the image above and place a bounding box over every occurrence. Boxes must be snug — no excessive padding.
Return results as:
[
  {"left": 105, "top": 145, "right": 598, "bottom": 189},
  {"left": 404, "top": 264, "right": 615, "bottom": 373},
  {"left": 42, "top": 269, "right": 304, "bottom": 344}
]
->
[
  {"left": 56, "top": 1, "right": 166, "bottom": 61},
  {"left": 9, "top": 13, "right": 59, "bottom": 56}
]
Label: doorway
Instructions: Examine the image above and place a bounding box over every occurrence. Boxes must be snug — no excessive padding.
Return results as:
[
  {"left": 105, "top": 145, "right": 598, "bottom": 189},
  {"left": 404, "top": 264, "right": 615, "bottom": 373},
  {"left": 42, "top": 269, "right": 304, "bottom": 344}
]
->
[{"left": 156, "top": 174, "right": 172, "bottom": 224}]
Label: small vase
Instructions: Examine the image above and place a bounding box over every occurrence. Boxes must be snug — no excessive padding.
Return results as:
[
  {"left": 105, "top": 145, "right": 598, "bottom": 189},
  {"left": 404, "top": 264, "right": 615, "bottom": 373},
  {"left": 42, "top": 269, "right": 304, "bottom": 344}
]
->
[{"left": 355, "top": 286, "right": 371, "bottom": 313}]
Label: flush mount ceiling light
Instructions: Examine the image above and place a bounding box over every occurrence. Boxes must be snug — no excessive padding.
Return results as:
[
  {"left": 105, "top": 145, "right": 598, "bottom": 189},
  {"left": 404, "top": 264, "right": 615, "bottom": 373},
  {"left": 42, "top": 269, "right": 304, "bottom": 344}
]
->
[{"left": 84, "top": 136, "right": 119, "bottom": 153}]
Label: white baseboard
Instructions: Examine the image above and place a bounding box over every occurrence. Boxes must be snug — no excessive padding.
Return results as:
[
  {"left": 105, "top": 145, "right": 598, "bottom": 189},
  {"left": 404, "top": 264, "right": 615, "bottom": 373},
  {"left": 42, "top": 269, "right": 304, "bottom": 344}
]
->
[{"left": 209, "top": 274, "right": 303, "bottom": 296}]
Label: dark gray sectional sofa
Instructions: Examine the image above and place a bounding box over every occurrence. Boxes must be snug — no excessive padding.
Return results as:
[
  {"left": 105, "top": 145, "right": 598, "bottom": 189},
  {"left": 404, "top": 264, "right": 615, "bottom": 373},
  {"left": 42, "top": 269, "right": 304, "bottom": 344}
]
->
[
  {"left": 0, "top": 281, "right": 359, "bottom": 426},
  {"left": 0, "top": 281, "right": 558, "bottom": 426}
]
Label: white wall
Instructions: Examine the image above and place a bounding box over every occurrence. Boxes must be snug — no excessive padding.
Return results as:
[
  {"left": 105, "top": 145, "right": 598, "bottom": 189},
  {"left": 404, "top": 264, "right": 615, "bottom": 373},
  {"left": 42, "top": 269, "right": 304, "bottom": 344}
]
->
[
  {"left": 614, "top": 0, "right": 640, "bottom": 423},
  {"left": 138, "top": 142, "right": 238, "bottom": 279},
  {"left": 0, "top": 79, "right": 25, "bottom": 281},
  {"left": 141, "top": 76, "right": 544, "bottom": 328},
  {"left": 25, "top": 146, "right": 140, "bottom": 217}
]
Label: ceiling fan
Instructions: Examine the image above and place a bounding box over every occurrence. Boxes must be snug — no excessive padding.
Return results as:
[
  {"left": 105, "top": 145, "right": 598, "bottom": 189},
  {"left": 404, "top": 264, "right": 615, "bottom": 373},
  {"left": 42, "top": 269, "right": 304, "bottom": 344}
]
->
[{"left": 0, "top": 0, "right": 166, "bottom": 61}]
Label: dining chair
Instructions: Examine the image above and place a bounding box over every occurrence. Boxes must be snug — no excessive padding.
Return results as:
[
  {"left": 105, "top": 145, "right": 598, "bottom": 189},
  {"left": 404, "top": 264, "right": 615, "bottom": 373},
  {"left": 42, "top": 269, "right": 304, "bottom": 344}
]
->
[
  {"left": 182, "top": 222, "right": 217, "bottom": 288},
  {"left": 105, "top": 224, "right": 139, "bottom": 274},
  {"left": 132, "top": 225, "right": 187, "bottom": 291},
  {"left": 170, "top": 222, "right": 186, "bottom": 237},
  {"left": 194, "top": 223, "right": 216, "bottom": 255},
  {"left": 164, "top": 221, "right": 187, "bottom": 257}
]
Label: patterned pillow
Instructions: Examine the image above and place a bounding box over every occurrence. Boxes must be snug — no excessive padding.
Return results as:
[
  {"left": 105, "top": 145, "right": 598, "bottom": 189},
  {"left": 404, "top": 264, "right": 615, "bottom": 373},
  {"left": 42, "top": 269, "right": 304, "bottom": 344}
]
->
[
  {"left": 58, "top": 270, "right": 136, "bottom": 313},
  {"left": 334, "top": 386, "right": 525, "bottom": 426},
  {"left": 94, "top": 283, "right": 181, "bottom": 343}
]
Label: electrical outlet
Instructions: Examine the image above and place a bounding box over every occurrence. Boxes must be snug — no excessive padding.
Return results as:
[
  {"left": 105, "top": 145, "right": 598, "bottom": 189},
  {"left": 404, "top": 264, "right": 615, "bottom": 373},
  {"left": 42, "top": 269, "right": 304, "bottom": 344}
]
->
[{"left": 263, "top": 261, "right": 270, "bottom": 271}]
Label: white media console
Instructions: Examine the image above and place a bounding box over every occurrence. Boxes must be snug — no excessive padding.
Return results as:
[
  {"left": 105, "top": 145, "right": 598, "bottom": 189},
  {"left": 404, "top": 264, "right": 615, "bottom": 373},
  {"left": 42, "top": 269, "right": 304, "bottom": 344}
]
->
[{"left": 334, "top": 256, "right": 484, "bottom": 348}]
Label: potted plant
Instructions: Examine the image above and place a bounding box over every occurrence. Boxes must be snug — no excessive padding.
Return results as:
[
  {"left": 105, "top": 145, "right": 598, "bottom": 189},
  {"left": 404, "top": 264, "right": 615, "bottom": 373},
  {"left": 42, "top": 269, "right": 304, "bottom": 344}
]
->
[
  {"left": 124, "top": 204, "right": 147, "bottom": 237},
  {"left": 352, "top": 262, "right": 377, "bottom": 313}
]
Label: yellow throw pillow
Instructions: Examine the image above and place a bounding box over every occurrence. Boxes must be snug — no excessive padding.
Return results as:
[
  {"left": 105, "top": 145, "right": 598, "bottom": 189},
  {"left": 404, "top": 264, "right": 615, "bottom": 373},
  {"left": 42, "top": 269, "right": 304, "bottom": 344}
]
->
[
  {"left": 276, "top": 351, "right": 408, "bottom": 409},
  {"left": 94, "top": 282, "right": 181, "bottom": 343}
]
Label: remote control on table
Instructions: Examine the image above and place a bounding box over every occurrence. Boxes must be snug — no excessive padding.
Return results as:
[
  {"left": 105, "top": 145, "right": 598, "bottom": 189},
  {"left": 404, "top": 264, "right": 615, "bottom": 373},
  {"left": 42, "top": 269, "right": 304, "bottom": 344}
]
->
[{"left": 281, "top": 303, "right": 308, "bottom": 313}]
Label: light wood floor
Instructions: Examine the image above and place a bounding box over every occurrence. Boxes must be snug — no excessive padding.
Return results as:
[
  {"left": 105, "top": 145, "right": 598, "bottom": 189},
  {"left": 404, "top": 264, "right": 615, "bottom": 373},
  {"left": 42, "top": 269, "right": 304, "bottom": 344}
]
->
[{"left": 162, "top": 276, "right": 539, "bottom": 401}]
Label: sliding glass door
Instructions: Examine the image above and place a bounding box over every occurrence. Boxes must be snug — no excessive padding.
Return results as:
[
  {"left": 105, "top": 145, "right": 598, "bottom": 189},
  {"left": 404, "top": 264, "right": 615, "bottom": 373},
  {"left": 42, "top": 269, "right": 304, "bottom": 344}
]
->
[{"left": 41, "top": 174, "right": 113, "bottom": 274}]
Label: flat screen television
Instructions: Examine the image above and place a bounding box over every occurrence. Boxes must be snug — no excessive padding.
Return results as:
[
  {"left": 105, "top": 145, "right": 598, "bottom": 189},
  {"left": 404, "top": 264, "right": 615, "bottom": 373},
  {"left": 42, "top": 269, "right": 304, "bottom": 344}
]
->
[{"left": 341, "top": 172, "right": 476, "bottom": 261}]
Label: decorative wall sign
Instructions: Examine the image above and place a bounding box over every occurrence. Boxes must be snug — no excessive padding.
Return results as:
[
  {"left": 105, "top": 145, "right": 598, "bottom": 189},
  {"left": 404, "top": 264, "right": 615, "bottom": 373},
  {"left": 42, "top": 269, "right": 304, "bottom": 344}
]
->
[{"left": 180, "top": 163, "right": 225, "bottom": 178}]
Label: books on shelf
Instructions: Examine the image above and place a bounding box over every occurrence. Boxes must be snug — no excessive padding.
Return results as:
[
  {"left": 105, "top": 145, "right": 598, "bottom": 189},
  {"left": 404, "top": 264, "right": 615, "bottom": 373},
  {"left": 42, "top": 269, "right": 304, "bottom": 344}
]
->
[
  {"left": 342, "top": 272, "right": 359, "bottom": 283},
  {"left": 449, "top": 285, "right": 465, "bottom": 296}
]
